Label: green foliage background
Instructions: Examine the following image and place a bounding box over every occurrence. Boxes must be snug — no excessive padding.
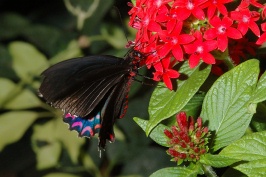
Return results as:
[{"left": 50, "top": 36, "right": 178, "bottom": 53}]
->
[{"left": 0, "top": 0, "right": 173, "bottom": 177}]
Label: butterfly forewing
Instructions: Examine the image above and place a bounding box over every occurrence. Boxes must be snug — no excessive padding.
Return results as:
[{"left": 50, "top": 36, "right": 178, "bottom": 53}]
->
[{"left": 40, "top": 55, "right": 131, "bottom": 117}]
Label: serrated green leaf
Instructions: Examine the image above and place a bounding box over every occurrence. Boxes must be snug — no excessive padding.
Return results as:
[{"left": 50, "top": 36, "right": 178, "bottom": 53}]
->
[
  {"left": 147, "top": 62, "right": 211, "bottom": 135},
  {"left": 251, "top": 71, "right": 266, "bottom": 103},
  {"left": 220, "top": 131, "right": 266, "bottom": 161},
  {"left": 0, "top": 111, "right": 38, "bottom": 151},
  {"left": 200, "top": 154, "right": 240, "bottom": 168},
  {"left": 8, "top": 41, "right": 49, "bottom": 79},
  {"left": 201, "top": 60, "right": 259, "bottom": 151},
  {"left": 133, "top": 117, "right": 170, "bottom": 147},
  {"left": 234, "top": 159, "right": 266, "bottom": 177},
  {"left": 150, "top": 167, "right": 198, "bottom": 177},
  {"left": 0, "top": 78, "right": 41, "bottom": 109}
]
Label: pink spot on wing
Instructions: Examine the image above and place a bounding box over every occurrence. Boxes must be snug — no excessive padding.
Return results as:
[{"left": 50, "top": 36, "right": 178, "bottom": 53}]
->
[
  {"left": 65, "top": 113, "right": 76, "bottom": 119},
  {"left": 81, "top": 127, "right": 94, "bottom": 136},
  {"left": 109, "top": 134, "right": 115, "bottom": 142},
  {"left": 95, "top": 124, "right": 101, "bottom": 129},
  {"left": 65, "top": 113, "right": 71, "bottom": 117},
  {"left": 72, "top": 122, "right": 83, "bottom": 128}
]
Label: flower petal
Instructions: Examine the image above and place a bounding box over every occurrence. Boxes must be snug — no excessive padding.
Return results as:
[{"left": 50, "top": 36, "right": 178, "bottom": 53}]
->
[
  {"left": 204, "top": 28, "right": 217, "bottom": 40},
  {"left": 189, "top": 54, "right": 201, "bottom": 68},
  {"left": 204, "top": 40, "right": 218, "bottom": 51},
  {"left": 226, "top": 27, "right": 242, "bottom": 39},
  {"left": 163, "top": 74, "right": 173, "bottom": 90},
  {"left": 172, "top": 44, "right": 184, "bottom": 61},
  {"left": 256, "top": 32, "right": 266, "bottom": 45},
  {"left": 166, "top": 69, "right": 180, "bottom": 78},
  {"left": 202, "top": 52, "right": 216, "bottom": 64},
  {"left": 192, "top": 7, "right": 205, "bottom": 20},
  {"left": 249, "top": 21, "right": 260, "bottom": 37},
  {"left": 179, "top": 34, "right": 195, "bottom": 44},
  {"left": 217, "top": 34, "right": 228, "bottom": 52},
  {"left": 237, "top": 23, "right": 249, "bottom": 36}
]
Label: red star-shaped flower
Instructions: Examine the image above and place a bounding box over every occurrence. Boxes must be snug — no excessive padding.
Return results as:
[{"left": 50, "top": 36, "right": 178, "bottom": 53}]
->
[
  {"left": 202, "top": 0, "right": 233, "bottom": 19},
  {"left": 172, "top": 0, "right": 207, "bottom": 21},
  {"left": 230, "top": 9, "right": 260, "bottom": 37},
  {"left": 184, "top": 31, "right": 217, "bottom": 68},
  {"left": 153, "top": 57, "right": 180, "bottom": 90},
  {"left": 237, "top": 0, "right": 263, "bottom": 9},
  {"left": 158, "top": 21, "right": 195, "bottom": 61},
  {"left": 204, "top": 16, "right": 242, "bottom": 52}
]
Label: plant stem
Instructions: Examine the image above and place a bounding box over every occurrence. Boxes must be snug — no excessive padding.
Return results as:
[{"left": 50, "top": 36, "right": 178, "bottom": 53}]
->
[
  {"left": 223, "top": 55, "right": 235, "bottom": 70},
  {"left": 64, "top": 0, "right": 100, "bottom": 30},
  {"left": 202, "top": 164, "right": 218, "bottom": 177}
]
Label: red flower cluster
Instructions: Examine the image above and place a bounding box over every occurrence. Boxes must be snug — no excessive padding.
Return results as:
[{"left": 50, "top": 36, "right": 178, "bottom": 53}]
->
[
  {"left": 128, "top": 0, "right": 266, "bottom": 90},
  {"left": 164, "top": 112, "right": 210, "bottom": 164}
]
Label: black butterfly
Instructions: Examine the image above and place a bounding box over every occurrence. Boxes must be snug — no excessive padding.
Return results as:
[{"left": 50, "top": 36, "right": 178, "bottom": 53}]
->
[{"left": 39, "top": 49, "right": 145, "bottom": 149}]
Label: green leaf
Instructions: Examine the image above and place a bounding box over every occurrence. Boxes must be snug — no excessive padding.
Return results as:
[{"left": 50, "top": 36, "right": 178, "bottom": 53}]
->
[
  {"left": 147, "top": 62, "right": 211, "bottom": 135},
  {"left": 53, "top": 116, "right": 85, "bottom": 164},
  {"left": 150, "top": 167, "right": 198, "bottom": 177},
  {"left": 222, "top": 168, "right": 247, "bottom": 177},
  {"left": 22, "top": 24, "right": 72, "bottom": 56},
  {"left": 234, "top": 159, "right": 266, "bottom": 177},
  {"left": 133, "top": 117, "right": 170, "bottom": 147},
  {"left": 0, "top": 44, "right": 17, "bottom": 79},
  {"left": 8, "top": 41, "right": 49, "bottom": 79},
  {"left": 82, "top": 0, "right": 113, "bottom": 35},
  {"left": 131, "top": 0, "right": 136, "bottom": 6},
  {"left": 0, "top": 111, "right": 38, "bottom": 151},
  {"left": 181, "top": 92, "right": 205, "bottom": 117},
  {"left": 200, "top": 60, "right": 260, "bottom": 151},
  {"left": 101, "top": 24, "right": 126, "bottom": 49},
  {"left": 32, "top": 119, "right": 62, "bottom": 169},
  {"left": 49, "top": 40, "right": 82, "bottom": 65},
  {"left": 251, "top": 71, "right": 266, "bottom": 103},
  {"left": 165, "top": 93, "right": 206, "bottom": 127},
  {"left": 251, "top": 103, "right": 266, "bottom": 132},
  {"left": 0, "top": 13, "right": 30, "bottom": 40},
  {"left": 200, "top": 154, "right": 240, "bottom": 168},
  {"left": 34, "top": 141, "right": 61, "bottom": 170},
  {"left": 0, "top": 78, "right": 41, "bottom": 109},
  {"left": 220, "top": 131, "right": 266, "bottom": 161}
]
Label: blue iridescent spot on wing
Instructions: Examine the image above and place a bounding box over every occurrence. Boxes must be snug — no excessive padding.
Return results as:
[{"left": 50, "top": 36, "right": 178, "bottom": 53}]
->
[{"left": 63, "top": 112, "right": 101, "bottom": 137}]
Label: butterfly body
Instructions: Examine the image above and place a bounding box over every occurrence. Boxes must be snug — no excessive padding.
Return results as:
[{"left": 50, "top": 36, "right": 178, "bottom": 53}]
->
[{"left": 39, "top": 50, "right": 143, "bottom": 148}]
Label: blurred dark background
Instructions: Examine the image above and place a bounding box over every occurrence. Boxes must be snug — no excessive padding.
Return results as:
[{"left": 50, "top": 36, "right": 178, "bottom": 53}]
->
[{"left": 0, "top": 0, "right": 173, "bottom": 177}]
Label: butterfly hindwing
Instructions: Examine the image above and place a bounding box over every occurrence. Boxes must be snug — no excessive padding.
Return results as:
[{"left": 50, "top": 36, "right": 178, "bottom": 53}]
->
[
  {"left": 64, "top": 112, "right": 101, "bottom": 137},
  {"left": 98, "top": 76, "right": 133, "bottom": 148}
]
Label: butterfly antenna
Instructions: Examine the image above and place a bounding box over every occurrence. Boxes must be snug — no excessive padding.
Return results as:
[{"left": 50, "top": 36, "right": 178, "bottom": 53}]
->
[{"left": 113, "top": 6, "right": 129, "bottom": 43}]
